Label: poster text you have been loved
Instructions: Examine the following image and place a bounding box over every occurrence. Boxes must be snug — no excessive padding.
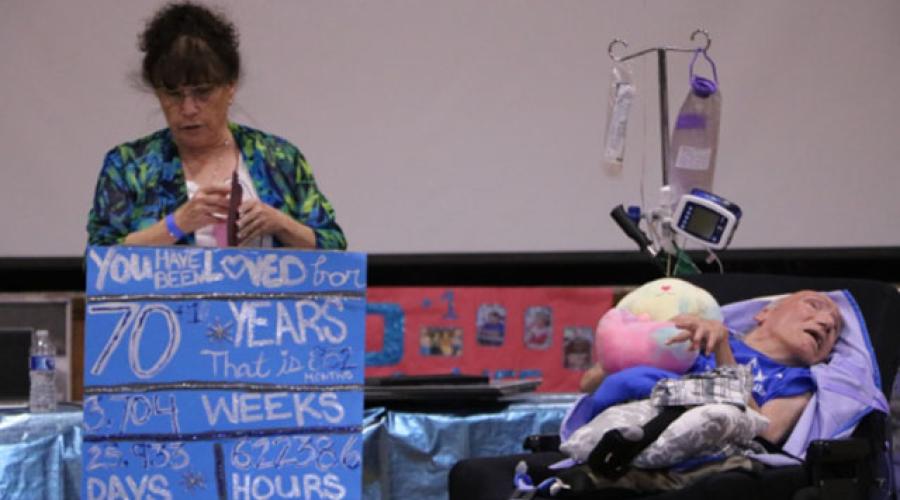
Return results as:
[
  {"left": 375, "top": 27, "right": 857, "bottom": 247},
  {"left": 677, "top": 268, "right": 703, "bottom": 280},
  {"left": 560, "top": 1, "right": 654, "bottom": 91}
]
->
[
  {"left": 83, "top": 246, "right": 366, "bottom": 500},
  {"left": 87, "top": 246, "right": 364, "bottom": 292}
]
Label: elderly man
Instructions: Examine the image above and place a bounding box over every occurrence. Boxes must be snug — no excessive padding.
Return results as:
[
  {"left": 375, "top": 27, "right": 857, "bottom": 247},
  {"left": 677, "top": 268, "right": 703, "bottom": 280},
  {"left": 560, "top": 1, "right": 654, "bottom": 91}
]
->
[{"left": 580, "top": 290, "right": 843, "bottom": 444}]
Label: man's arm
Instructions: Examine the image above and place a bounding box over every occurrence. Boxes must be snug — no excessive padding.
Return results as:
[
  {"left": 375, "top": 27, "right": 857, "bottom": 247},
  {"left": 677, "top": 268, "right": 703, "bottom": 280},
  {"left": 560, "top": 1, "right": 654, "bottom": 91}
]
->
[
  {"left": 582, "top": 312, "right": 733, "bottom": 394},
  {"left": 580, "top": 363, "right": 606, "bottom": 393},
  {"left": 668, "top": 314, "right": 812, "bottom": 443},
  {"left": 754, "top": 392, "right": 811, "bottom": 445}
]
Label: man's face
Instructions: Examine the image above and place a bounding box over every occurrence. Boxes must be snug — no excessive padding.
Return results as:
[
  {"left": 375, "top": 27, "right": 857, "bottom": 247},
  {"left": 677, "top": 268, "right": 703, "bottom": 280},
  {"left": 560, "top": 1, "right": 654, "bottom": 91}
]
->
[{"left": 755, "top": 291, "right": 843, "bottom": 365}]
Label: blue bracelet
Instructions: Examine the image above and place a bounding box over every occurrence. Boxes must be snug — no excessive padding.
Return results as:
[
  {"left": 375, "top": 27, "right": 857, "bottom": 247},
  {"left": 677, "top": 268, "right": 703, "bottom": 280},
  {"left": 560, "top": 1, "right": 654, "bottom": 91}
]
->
[{"left": 165, "top": 213, "right": 186, "bottom": 241}]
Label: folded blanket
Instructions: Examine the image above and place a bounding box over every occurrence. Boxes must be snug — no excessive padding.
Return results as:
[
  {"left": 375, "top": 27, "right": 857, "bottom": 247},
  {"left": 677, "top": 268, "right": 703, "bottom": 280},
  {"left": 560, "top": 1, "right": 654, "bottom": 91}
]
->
[{"left": 560, "top": 398, "right": 769, "bottom": 468}]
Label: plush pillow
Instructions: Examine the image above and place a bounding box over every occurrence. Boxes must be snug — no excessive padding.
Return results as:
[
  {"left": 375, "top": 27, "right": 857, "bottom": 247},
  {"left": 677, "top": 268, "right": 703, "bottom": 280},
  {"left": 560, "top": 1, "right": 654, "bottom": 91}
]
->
[
  {"left": 633, "top": 404, "right": 768, "bottom": 468},
  {"left": 559, "top": 399, "right": 658, "bottom": 461},
  {"left": 595, "top": 278, "right": 722, "bottom": 374},
  {"left": 559, "top": 400, "right": 768, "bottom": 469}
]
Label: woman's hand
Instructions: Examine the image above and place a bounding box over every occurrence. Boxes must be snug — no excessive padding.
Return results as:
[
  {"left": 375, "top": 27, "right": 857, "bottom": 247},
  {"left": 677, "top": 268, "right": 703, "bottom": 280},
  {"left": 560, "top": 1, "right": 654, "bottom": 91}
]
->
[
  {"left": 233, "top": 199, "right": 319, "bottom": 248},
  {"left": 666, "top": 314, "right": 734, "bottom": 364},
  {"left": 174, "top": 184, "right": 231, "bottom": 233},
  {"left": 236, "top": 199, "right": 292, "bottom": 245}
]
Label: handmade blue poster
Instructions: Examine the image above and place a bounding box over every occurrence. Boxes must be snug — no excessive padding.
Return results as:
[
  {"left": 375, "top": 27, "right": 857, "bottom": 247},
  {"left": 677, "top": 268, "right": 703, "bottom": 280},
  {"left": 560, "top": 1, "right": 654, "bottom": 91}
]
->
[{"left": 83, "top": 246, "right": 366, "bottom": 500}]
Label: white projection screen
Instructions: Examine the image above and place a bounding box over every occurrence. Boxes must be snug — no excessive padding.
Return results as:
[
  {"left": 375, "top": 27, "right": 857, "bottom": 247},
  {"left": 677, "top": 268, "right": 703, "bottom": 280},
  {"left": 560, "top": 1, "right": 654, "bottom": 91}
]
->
[{"left": 1, "top": 0, "right": 899, "bottom": 256}]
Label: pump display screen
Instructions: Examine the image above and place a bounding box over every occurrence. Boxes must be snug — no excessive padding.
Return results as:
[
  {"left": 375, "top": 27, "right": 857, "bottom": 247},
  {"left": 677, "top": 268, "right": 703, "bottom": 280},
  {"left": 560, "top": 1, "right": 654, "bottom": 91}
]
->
[
  {"left": 671, "top": 190, "right": 741, "bottom": 250},
  {"left": 682, "top": 203, "right": 722, "bottom": 240}
]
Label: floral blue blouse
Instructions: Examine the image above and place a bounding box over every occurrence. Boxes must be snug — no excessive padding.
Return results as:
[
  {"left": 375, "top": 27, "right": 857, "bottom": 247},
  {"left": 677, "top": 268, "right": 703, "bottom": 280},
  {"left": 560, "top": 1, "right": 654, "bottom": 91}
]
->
[{"left": 87, "top": 123, "right": 346, "bottom": 250}]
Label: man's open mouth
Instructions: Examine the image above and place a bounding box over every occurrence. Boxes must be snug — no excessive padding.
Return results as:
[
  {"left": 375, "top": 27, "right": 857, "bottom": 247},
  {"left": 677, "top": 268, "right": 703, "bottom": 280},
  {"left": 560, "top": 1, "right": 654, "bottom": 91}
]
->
[{"left": 804, "top": 328, "right": 822, "bottom": 349}]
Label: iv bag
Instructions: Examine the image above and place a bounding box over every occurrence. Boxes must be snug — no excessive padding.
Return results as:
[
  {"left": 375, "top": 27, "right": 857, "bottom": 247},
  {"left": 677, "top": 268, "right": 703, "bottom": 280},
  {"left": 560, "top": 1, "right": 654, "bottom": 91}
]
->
[
  {"left": 667, "top": 50, "right": 721, "bottom": 204},
  {"left": 602, "top": 62, "right": 636, "bottom": 175}
]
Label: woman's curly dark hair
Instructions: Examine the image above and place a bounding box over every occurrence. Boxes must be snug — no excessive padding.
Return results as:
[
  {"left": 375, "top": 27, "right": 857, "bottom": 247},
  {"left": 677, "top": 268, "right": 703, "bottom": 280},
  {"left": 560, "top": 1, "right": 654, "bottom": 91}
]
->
[{"left": 139, "top": 1, "right": 240, "bottom": 89}]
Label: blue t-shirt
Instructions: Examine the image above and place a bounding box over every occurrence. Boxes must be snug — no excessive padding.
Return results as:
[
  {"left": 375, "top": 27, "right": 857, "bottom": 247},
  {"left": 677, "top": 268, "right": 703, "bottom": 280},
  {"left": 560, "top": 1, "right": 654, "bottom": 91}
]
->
[
  {"left": 587, "top": 335, "right": 816, "bottom": 417},
  {"left": 691, "top": 336, "right": 816, "bottom": 406}
]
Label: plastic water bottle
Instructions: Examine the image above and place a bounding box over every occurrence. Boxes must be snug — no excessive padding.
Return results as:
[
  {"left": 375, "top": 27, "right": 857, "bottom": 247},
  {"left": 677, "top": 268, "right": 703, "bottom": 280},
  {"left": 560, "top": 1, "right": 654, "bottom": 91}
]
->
[
  {"left": 667, "top": 50, "right": 721, "bottom": 204},
  {"left": 29, "top": 329, "right": 57, "bottom": 412}
]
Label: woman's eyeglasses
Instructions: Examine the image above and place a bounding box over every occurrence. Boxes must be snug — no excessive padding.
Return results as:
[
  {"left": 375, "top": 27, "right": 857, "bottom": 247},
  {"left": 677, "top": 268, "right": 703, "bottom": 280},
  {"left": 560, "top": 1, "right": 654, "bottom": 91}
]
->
[{"left": 157, "top": 85, "right": 219, "bottom": 107}]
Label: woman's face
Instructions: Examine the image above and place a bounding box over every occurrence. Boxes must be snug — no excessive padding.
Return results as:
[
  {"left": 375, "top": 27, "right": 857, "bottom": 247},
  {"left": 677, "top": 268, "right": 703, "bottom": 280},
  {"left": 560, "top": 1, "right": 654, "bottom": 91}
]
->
[{"left": 156, "top": 82, "right": 236, "bottom": 151}]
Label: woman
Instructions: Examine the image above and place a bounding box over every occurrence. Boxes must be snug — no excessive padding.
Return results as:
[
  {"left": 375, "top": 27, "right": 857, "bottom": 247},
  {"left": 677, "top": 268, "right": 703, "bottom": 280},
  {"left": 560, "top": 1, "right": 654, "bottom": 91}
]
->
[{"left": 87, "top": 2, "right": 346, "bottom": 250}]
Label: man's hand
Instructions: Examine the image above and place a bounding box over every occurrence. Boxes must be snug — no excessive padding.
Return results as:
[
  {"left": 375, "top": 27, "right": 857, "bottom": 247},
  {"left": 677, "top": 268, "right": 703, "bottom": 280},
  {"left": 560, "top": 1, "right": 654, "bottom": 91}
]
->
[{"left": 666, "top": 314, "right": 736, "bottom": 366}]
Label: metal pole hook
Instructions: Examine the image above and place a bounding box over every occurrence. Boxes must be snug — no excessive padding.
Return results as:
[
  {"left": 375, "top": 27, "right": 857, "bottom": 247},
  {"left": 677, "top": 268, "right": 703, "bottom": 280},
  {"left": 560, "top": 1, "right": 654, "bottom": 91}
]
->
[
  {"left": 690, "top": 29, "right": 712, "bottom": 52},
  {"left": 608, "top": 39, "right": 629, "bottom": 62}
]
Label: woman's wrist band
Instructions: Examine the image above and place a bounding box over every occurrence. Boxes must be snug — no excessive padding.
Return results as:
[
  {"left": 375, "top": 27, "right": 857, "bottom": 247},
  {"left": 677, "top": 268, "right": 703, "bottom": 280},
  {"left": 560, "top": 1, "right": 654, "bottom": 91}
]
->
[{"left": 165, "top": 213, "right": 186, "bottom": 241}]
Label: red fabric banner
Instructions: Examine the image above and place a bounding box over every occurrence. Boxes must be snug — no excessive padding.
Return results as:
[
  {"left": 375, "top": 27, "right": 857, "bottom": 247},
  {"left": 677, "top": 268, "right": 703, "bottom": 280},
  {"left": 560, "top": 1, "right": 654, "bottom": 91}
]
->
[{"left": 365, "top": 287, "right": 615, "bottom": 392}]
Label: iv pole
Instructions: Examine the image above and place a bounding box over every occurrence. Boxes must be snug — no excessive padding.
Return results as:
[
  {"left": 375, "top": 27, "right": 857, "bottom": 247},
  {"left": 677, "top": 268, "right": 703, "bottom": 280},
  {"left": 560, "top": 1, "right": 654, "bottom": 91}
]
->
[
  {"left": 607, "top": 30, "right": 713, "bottom": 276},
  {"left": 607, "top": 30, "right": 712, "bottom": 185}
]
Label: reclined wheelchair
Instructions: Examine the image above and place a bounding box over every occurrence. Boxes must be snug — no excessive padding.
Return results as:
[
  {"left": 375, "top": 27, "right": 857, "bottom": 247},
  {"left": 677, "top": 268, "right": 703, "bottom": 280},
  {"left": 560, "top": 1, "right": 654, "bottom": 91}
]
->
[{"left": 449, "top": 274, "right": 900, "bottom": 500}]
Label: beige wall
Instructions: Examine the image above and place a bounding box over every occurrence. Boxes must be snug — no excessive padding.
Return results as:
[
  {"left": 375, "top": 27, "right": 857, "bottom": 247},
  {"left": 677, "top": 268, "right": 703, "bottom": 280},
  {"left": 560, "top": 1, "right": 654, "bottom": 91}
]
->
[{"left": 2, "top": 0, "right": 899, "bottom": 256}]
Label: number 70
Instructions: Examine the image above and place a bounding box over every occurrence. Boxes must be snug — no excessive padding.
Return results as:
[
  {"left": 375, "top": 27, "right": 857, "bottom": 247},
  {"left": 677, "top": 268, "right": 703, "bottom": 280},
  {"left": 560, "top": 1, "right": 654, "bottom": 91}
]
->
[{"left": 87, "top": 302, "right": 181, "bottom": 379}]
